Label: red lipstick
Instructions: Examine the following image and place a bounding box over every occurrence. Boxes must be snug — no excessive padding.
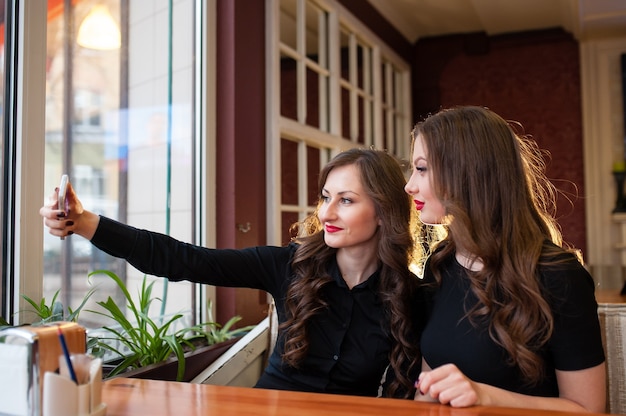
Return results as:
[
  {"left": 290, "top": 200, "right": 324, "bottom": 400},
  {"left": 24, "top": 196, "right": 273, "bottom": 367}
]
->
[
  {"left": 325, "top": 224, "right": 342, "bottom": 233},
  {"left": 413, "top": 200, "right": 424, "bottom": 211}
]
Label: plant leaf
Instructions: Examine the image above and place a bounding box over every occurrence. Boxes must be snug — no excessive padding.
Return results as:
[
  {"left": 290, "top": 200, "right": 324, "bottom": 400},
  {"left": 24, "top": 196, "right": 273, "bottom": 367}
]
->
[{"left": 67, "top": 286, "right": 98, "bottom": 322}]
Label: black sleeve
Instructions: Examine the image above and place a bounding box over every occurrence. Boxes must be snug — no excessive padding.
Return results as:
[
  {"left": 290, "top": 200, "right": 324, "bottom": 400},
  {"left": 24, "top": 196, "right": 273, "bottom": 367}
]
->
[
  {"left": 90, "top": 215, "right": 294, "bottom": 296},
  {"left": 542, "top": 257, "right": 606, "bottom": 370}
]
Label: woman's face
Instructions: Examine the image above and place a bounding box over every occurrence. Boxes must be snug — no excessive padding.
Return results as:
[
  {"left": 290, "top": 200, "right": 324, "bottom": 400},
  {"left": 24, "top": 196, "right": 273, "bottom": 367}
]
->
[
  {"left": 404, "top": 133, "right": 446, "bottom": 225},
  {"left": 318, "top": 164, "right": 381, "bottom": 252}
]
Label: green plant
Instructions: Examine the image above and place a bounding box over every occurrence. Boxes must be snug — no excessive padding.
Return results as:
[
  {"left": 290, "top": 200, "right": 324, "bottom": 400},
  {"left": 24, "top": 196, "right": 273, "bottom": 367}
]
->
[
  {"left": 0, "top": 315, "right": 9, "bottom": 329},
  {"left": 189, "top": 299, "right": 254, "bottom": 345},
  {"left": 87, "top": 270, "right": 196, "bottom": 380},
  {"left": 21, "top": 287, "right": 96, "bottom": 324},
  {"left": 86, "top": 269, "right": 251, "bottom": 381}
]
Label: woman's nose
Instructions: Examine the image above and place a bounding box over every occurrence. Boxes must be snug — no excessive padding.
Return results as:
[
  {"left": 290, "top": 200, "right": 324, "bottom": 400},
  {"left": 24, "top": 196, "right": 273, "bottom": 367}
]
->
[
  {"left": 404, "top": 177, "right": 416, "bottom": 195},
  {"left": 318, "top": 201, "right": 336, "bottom": 221}
]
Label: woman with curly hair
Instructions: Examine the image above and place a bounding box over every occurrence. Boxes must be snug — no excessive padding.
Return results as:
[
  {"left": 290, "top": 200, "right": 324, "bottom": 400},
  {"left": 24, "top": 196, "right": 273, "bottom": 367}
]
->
[
  {"left": 406, "top": 106, "right": 605, "bottom": 412},
  {"left": 40, "top": 148, "right": 421, "bottom": 398}
]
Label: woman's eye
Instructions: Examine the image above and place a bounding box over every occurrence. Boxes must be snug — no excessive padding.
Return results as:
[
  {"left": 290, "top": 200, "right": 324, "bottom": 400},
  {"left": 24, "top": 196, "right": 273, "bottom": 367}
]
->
[
  {"left": 416, "top": 166, "right": 427, "bottom": 173},
  {"left": 320, "top": 195, "right": 330, "bottom": 202},
  {"left": 340, "top": 197, "right": 353, "bottom": 204}
]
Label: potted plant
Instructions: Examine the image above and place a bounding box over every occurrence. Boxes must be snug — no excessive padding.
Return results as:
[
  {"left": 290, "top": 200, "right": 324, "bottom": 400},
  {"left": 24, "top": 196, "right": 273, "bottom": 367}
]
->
[
  {"left": 21, "top": 287, "right": 96, "bottom": 324},
  {"left": 86, "top": 269, "right": 253, "bottom": 382}
]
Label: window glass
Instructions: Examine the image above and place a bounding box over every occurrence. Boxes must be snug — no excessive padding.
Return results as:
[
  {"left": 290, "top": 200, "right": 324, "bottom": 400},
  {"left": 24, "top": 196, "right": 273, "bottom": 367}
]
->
[
  {"left": 339, "top": 26, "right": 375, "bottom": 145},
  {"left": 44, "top": 0, "right": 196, "bottom": 330},
  {"left": 381, "top": 59, "right": 406, "bottom": 154},
  {"left": 278, "top": 138, "right": 320, "bottom": 245},
  {"left": 279, "top": 0, "right": 329, "bottom": 130}
]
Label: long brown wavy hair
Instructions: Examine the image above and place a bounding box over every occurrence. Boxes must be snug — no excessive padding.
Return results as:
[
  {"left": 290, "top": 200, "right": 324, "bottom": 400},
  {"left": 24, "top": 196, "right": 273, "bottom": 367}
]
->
[
  {"left": 413, "top": 106, "right": 580, "bottom": 385},
  {"left": 281, "top": 148, "right": 420, "bottom": 397}
]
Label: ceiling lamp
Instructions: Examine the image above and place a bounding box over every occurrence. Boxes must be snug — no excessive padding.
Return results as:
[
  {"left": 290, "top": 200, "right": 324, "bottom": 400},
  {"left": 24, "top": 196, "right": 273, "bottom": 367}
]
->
[{"left": 77, "top": 5, "right": 121, "bottom": 50}]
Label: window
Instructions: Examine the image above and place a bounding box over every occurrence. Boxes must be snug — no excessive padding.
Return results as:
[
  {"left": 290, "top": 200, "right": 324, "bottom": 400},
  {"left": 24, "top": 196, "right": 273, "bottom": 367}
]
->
[
  {"left": 267, "top": 0, "right": 411, "bottom": 244},
  {"left": 38, "top": 0, "right": 213, "bottom": 330}
]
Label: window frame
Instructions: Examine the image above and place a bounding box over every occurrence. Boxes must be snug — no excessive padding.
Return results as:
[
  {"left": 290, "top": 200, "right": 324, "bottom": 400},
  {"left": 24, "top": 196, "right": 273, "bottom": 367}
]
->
[
  {"left": 265, "top": 0, "right": 412, "bottom": 246},
  {"left": 9, "top": 0, "right": 48, "bottom": 324}
]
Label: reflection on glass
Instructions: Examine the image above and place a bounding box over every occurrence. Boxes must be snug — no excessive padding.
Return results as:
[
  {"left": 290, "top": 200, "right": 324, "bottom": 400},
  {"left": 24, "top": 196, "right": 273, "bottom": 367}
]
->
[{"left": 44, "top": 0, "right": 194, "bottom": 330}]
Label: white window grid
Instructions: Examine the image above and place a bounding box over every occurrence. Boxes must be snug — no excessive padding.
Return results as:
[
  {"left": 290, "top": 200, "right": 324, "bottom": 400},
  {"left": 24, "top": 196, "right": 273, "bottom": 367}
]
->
[{"left": 266, "top": 0, "right": 411, "bottom": 245}]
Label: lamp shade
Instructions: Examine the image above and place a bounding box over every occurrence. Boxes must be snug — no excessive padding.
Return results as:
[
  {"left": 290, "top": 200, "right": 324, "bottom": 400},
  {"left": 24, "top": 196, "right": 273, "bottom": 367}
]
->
[{"left": 77, "top": 5, "right": 120, "bottom": 50}]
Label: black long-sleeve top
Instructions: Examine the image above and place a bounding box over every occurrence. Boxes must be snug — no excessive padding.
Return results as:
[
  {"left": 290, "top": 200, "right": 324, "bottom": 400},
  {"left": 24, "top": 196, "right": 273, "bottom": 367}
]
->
[{"left": 91, "top": 215, "right": 393, "bottom": 396}]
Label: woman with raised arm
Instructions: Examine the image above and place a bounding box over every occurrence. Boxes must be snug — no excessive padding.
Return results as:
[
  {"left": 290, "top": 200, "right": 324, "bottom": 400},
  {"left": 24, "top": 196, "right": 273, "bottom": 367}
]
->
[{"left": 41, "top": 148, "right": 421, "bottom": 398}]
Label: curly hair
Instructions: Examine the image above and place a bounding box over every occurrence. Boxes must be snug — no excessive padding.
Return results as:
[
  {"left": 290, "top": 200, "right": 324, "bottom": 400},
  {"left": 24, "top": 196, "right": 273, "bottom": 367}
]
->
[
  {"left": 412, "top": 106, "right": 580, "bottom": 385},
  {"left": 281, "top": 148, "right": 420, "bottom": 397}
]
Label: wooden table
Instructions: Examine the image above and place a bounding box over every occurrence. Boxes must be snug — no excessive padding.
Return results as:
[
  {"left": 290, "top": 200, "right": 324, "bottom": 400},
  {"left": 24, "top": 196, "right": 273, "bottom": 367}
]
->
[{"left": 101, "top": 378, "right": 605, "bottom": 416}]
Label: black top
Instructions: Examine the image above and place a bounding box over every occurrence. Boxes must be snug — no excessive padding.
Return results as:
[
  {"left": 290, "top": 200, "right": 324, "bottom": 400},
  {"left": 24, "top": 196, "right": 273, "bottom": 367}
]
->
[
  {"left": 91, "top": 216, "right": 393, "bottom": 396},
  {"left": 420, "top": 249, "right": 605, "bottom": 397}
]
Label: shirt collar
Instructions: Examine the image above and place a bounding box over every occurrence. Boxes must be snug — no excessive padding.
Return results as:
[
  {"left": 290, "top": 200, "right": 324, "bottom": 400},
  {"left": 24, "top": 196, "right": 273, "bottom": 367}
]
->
[{"left": 329, "top": 257, "right": 381, "bottom": 291}]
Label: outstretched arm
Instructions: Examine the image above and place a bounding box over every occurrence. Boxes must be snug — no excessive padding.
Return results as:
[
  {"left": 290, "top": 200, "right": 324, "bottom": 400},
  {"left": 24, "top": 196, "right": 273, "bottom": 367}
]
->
[
  {"left": 415, "top": 359, "right": 606, "bottom": 413},
  {"left": 40, "top": 181, "right": 289, "bottom": 292},
  {"left": 40, "top": 182, "right": 100, "bottom": 240}
]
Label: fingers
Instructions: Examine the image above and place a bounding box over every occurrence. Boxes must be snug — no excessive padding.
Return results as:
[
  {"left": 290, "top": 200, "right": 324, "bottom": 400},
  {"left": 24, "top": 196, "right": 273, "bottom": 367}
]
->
[
  {"left": 416, "top": 364, "right": 455, "bottom": 398},
  {"left": 415, "top": 364, "right": 479, "bottom": 407},
  {"left": 40, "top": 187, "right": 75, "bottom": 238},
  {"left": 42, "top": 214, "right": 74, "bottom": 238},
  {"left": 434, "top": 378, "right": 478, "bottom": 407},
  {"left": 40, "top": 188, "right": 65, "bottom": 219},
  {"left": 447, "top": 389, "right": 479, "bottom": 408}
]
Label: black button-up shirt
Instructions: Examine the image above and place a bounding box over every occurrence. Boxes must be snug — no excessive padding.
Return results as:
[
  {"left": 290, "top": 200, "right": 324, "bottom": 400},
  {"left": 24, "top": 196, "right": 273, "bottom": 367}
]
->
[{"left": 91, "top": 216, "right": 392, "bottom": 396}]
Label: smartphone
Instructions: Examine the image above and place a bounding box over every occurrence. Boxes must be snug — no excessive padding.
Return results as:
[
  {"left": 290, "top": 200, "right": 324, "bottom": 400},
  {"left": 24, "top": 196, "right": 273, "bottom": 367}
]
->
[
  {"left": 58, "top": 174, "right": 69, "bottom": 240},
  {"left": 58, "top": 174, "right": 69, "bottom": 212}
]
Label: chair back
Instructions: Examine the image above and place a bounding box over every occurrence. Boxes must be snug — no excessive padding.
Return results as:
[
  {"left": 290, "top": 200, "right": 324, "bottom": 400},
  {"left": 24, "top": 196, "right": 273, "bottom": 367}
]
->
[
  {"left": 190, "top": 316, "right": 271, "bottom": 387},
  {"left": 598, "top": 303, "right": 626, "bottom": 414}
]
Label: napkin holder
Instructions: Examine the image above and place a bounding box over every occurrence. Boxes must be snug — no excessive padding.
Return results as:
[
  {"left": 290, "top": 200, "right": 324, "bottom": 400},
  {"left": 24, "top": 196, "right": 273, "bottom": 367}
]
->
[
  {"left": 42, "top": 358, "right": 106, "bottom": 416},
  {"left": 0, "top": 322, "right": 86, "bottom": 416}
]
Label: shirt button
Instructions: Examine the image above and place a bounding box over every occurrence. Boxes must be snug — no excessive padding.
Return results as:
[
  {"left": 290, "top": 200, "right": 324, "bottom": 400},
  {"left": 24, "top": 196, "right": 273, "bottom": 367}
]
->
[{"left": 333, "top": 355, "right": 339, "bottom": 361}]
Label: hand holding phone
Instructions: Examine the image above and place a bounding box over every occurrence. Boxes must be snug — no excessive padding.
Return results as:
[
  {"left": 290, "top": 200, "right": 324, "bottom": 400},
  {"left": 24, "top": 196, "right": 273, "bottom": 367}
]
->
[{"left": 58, "top": 174, "right": 69, "bottom": 240}]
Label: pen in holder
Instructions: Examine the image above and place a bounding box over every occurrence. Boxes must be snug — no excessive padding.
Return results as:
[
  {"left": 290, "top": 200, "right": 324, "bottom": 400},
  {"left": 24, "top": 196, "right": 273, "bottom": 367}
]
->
[
  {"left": 43, "top": 354, "right": 106, "bottom": 416},
  {"left": 57, "top": 326, "right": 78, "bottom": 383}
]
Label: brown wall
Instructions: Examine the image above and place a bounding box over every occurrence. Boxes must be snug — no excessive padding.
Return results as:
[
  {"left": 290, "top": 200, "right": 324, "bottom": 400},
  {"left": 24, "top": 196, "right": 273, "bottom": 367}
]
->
[{"left": 411, "top": 29, "right": 587, "bottom": 254}]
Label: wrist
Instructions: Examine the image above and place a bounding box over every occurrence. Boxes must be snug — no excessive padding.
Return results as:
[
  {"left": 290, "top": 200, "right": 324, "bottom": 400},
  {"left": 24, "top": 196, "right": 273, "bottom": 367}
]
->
[
  {"left": 77, "top": 211, "right": 100, "bottom": 240},
  {"left": 475, "top": 382, "right": 493, "bottom": 407}
]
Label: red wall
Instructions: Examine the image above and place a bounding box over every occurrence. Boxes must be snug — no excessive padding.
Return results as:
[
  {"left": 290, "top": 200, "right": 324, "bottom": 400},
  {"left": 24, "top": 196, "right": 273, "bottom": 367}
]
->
[
  {"left": 215, "top": 0, "right": 268, "bottom": 326},
  {"left": 411, "top": 29, "right": 587, "bottom": 255}
]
